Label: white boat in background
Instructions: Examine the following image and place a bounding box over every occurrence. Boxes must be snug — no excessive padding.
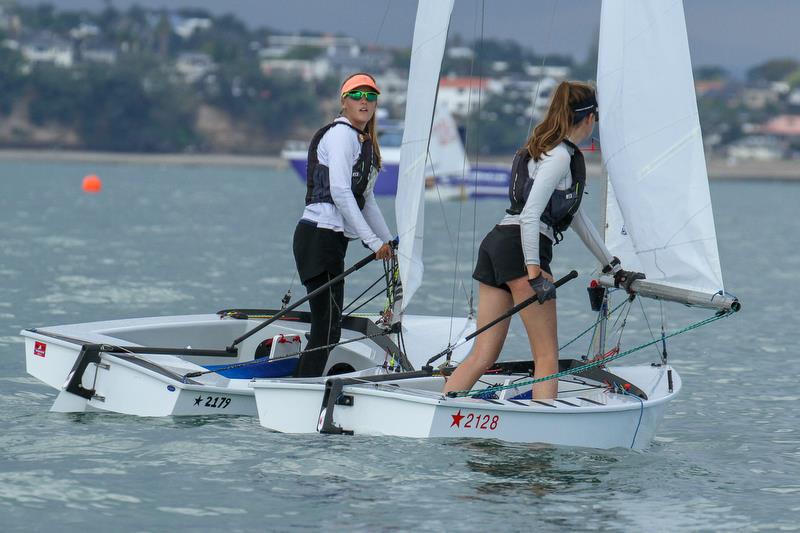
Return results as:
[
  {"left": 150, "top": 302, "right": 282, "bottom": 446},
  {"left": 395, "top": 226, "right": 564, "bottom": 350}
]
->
[
  {"left": 283, "top": 106, "right": 510, "bottom": 200},
  {"left": 253, "top": 0, "right": 740, "bottom": 450}
]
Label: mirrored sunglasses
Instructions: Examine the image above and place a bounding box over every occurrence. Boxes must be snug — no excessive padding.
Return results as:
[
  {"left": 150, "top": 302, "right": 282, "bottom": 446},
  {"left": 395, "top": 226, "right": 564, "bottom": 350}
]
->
[{"left": 344, "top": 90, "right": 379, "bottom": 102}]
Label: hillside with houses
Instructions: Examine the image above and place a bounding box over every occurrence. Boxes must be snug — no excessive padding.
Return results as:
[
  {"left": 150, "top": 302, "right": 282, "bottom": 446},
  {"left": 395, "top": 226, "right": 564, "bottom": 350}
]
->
[{"left": 0, "top": 3, "right": 799, "bottom": 163}]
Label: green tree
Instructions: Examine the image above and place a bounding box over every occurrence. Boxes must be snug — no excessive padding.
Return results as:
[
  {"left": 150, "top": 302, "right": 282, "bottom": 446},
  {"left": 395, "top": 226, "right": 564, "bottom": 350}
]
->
[
  {"left": 441, "top": 37, "right": 575, "bottom": 77},
  {"left": 77, "top": 62, "right": 198, "bottom": 151},
  {"left": 284, "top": 45, "right": 323, "bottom": 60},
  {"left": 176, "top": 8, "right": 212, "bottom": 19},
  {"left": 785, "top": 69, "right": 800, "bottom": 89},
  {"left": 464, "top": 94, "right": 529, "bottom": 156},
  {"left": 184, "top": 14, "right": 252, "bottom": 64},
  {"left": 694, "top": 65, "right": 729, "bottom": 81},
  {"left": 27, "top": 58, "right": 198, "bottom": 152},
  {"left": 0, "top": 44, "right": 25, "bottom": 115},
  {"left": 94, "top": 6, "right": 150, "bottom": 54},
  {"left": 17, "top": 4, "right": 83, "bottom": 35},
  {"left": 17, "top": 4, "right": 56, "bottom": 30},
  {"left": 207, "top": 60, "right": 321, "bottom": 137},
  {"left": 572, "top": 30, "right": 599, "bottom": 81},
  {"left": 390, "top": 48, "right": 411, "bottom": 70},
  {"left": 28, "top": 63, "right": 89, "bottom": 125},
  {"left": 697, "top": 94, "right": 742, "bottom": 145},
  {"left": 747, "top": 58, "right": 800, "bottom": 82}
]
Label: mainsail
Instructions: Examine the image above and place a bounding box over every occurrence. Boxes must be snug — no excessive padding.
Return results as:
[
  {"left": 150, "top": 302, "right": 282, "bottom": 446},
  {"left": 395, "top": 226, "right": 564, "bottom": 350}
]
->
[
  {"left": 395, "top": 0, "right": 455, "bottom": 309},
  {"left": 597, "top": 0, "right": 724, "bottom": 295}
]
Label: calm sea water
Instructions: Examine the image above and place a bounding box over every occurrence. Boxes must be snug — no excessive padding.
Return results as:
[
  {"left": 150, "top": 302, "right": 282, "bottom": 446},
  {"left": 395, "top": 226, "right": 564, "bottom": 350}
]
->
[{"left": 1, "top": 160, "right": 798, "bottom": 532}]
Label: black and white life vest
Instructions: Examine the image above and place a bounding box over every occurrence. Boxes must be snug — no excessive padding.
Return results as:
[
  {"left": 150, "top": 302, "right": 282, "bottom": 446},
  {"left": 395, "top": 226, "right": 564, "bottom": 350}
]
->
[
  {"left": 305, "top": 121, "right": 374, "bottom": 210},
  {"left": 506, "top": 139, "right": 586, "bottom": 239}
]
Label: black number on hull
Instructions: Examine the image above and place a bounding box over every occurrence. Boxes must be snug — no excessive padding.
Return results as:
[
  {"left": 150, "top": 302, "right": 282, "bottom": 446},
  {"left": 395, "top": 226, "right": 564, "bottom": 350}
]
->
[{"left": 201, "top": 396, "right": 230, "bottom": 409}]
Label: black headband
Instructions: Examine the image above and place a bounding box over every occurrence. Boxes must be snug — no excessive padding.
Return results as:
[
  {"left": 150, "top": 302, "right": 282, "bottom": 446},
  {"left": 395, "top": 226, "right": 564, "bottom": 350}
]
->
[
  {"left": 572, "top": 95, "right": 597, "bottom": 113},
  {"left": 571, "top": 95, "right": 598, "bottom": 123}
]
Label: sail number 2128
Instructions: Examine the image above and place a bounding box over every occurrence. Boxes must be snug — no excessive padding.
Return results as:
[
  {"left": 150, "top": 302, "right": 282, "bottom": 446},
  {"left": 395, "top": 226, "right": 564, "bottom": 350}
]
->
[{"left": 450, "top": 409, "right": 499, "bottom": 430}]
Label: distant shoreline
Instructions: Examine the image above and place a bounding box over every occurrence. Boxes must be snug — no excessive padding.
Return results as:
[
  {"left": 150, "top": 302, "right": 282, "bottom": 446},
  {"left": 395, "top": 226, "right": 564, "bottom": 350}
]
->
[
  {"left": 0, "top": 148, "right": 797, "bottom": 180},
  {"left": 0, "top": 149, "right": 288, "bottom": 169}
]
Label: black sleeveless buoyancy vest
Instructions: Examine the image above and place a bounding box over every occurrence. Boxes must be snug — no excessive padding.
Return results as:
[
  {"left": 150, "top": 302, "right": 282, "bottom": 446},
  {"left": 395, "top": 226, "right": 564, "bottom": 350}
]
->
[
  {"left": 506, "top": 139, "right": 586, "bottom": 240},
  {"left": 305, "top": 121, "right": 374, "bottom": 210}
]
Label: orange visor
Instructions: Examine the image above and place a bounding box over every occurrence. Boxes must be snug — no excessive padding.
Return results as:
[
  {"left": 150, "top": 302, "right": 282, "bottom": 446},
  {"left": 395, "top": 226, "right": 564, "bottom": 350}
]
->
[{"left": 341, "top": 74, "right": 380, "bottom": 95}]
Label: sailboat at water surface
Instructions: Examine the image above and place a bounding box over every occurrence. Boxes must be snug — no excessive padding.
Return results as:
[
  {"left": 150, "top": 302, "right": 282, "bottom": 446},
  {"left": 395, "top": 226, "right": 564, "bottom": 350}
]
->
[
  {"left": 252, "top": 0, "right": 739, "bottom": 449},
  {"left": 18, "top": 2, "right": 477, "bottom": 417}
]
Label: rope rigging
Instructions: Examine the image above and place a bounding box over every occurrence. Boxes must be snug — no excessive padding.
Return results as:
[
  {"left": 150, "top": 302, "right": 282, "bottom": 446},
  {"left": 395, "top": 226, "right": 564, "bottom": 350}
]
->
[
  {"left": 446, "top": 297, "right": 737, "bottom": 398},
  {"left": 342, "top": 271, "right": 391, "bottom": 316},
  {"left": 180, "top": 328, "right": 402, "bottom": 381},
  {"left": 189, "top": 256, "right": 405, "bottom": 381}
]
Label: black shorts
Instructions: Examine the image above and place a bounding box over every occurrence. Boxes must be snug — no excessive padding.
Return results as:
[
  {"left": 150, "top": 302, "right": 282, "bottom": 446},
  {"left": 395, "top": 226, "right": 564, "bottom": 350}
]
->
[
  {"left": 472, "top": 225, "right": 553, "bottom": 292},
  {"left": 293, "top": 220, "right": 349, "bottom": 284}
]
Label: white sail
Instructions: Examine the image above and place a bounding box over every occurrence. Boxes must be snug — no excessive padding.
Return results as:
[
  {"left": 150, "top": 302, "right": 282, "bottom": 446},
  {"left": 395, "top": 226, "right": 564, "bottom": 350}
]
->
[
  {"left": 427, "top": 105, "right": 470, "bottom": 177},
  {"left": 395, "top": 0, "right": 455, "bottom": 309},
  {"left": 597, "top": 0, "right": 724, "bottom": 295}
]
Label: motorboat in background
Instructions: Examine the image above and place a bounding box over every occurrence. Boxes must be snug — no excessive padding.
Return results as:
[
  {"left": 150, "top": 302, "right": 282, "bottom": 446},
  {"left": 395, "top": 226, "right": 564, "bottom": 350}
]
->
[{"left": 282, "top": 106, "right": 510, "bottom": 200}]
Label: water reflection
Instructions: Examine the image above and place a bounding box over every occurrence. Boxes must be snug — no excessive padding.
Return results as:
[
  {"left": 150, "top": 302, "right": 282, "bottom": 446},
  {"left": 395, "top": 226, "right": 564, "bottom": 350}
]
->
[
  {"left": 461, "top": 439, "right": 620, "bottom": 496},
  {"left": 1, "top": 168, "right": 799, "bottom": 531}
]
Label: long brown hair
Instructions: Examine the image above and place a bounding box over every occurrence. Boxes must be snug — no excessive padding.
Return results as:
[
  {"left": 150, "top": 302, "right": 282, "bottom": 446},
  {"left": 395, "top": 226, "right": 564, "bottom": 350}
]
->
[
  {"left": 365, "top": 111, "right": 382, "bottom": 170},
  {"left": 526, "top": 81, "right": 595, "bottom": 161},
  {"left": 340, "top": 72, "right": 382, "bottom": 170}
]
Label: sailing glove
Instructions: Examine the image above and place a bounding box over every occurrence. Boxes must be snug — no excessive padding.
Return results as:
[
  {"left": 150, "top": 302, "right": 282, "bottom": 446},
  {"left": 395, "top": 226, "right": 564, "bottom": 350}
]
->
[
  {"left": 614, "top": 269, "right": 646, "bottom": 293},
  {"left": 529, "top": 274, "right": 557, "bottom": 304}
]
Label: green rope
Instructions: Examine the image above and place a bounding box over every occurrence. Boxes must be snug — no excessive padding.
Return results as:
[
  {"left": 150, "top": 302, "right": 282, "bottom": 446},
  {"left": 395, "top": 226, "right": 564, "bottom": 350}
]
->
[
  {"left": 449, "top": 309, "right": 736, "bottom": 398},
  {"left": 558, "top": 299, "right": 629, "bottom": 352}
]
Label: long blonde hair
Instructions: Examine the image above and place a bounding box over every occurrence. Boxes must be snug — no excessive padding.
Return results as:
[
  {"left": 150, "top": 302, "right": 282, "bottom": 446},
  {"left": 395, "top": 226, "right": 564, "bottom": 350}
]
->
[
  {"left": 339, "top": 72, "right": 382, "bottom": 169},
  {"left": 526, "top": 81, "right": 595, "bottom": 161}
]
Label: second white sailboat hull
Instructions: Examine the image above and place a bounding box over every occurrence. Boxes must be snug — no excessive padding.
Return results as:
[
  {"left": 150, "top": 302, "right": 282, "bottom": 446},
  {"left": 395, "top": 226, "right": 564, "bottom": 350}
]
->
[
  {"left": 253, "top": 365, "right": 681, "bottom": 450},
  {"left": 337, "top": 385, "right": 673, "bottom": 449}
]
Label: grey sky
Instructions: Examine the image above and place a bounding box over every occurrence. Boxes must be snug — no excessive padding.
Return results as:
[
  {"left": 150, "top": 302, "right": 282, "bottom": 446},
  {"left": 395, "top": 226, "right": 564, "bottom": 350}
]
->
[{"left": 15, "top": 0, "right": 800, "bottom": 74}]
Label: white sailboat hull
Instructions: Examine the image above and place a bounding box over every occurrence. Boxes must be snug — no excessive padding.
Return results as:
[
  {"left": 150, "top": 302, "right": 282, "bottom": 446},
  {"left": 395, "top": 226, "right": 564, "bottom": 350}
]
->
[
  {"left": 252, "top": 381, "right": 331, "bottom": 434},
  {"left": 40, "top": 348, "right": 259, "bottom": 417},
  {"left": 23, "top": 312, "right": 474, "bottom": 417},
  {"left": 252, "top": 365, "right": 681, "bottom": 450},
  {"left": 23, "top": 315, "right": 298, "bottom": 416}
]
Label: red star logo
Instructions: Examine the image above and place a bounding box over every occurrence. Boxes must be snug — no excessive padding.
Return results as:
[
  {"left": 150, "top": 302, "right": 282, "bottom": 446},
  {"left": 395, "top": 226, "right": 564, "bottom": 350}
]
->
[{"left": 450, "top": 409, "right": 464, "bottom": 428}]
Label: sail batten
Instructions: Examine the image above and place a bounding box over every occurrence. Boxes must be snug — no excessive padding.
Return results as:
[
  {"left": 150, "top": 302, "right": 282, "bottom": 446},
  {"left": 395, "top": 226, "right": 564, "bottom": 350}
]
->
[
  {"left": 598, "top": 0, "right": 724, "bottom": 295},
  {"left": 395, "top": 0, "right": 455, "bottom": 310}
]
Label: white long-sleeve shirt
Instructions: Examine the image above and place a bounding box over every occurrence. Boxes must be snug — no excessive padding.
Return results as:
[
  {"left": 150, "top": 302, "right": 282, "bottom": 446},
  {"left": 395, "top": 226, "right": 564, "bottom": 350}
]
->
[
  {"left": 500, "top": 142, "right": 615, "bottom": 269},
  {"left": 300, "top": 117, "right": 393, "bottom": 252}
]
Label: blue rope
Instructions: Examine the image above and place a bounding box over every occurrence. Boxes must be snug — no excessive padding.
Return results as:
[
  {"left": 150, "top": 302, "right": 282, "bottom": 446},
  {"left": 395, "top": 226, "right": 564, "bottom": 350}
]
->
[{"left": 622, "top": 388, "right": 644, "bottom": 449}]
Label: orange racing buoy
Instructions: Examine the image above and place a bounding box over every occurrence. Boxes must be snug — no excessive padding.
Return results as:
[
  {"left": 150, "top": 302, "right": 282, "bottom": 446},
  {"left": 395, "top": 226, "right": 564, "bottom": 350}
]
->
[{"left": 82, "top": 174, "right": 102, "bottom": 193}]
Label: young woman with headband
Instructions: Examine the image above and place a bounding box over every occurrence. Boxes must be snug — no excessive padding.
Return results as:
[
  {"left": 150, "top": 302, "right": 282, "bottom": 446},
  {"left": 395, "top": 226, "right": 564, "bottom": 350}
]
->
[{"left": 444, "top": 81, "right": 644, "bottom": 399}]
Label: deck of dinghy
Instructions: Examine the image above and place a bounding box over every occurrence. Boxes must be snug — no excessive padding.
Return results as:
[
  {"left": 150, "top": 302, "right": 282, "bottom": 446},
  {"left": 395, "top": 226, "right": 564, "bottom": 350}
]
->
[
  {"left": 217, "top": 308, "right": 413, "bottom": 371},
  {"left": 315, "top": 359, "right": 646, "bottom": 435},
  {"left": 25, "top": 307, "right": 413, "bottom": 402}
]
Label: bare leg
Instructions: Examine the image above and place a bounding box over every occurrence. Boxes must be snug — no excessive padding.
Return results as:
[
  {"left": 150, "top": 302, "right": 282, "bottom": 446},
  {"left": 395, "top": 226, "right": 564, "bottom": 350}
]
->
[
  {"left": 443, "top": 283, "right": 513, "bottom": 394},
  {"left": 506, "top": 273, "right": 559, "bottom": 399}
]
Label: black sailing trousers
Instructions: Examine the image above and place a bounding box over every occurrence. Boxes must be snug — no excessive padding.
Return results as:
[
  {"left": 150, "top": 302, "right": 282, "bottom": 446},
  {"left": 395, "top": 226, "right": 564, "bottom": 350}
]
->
[
  {"left": 292, "top": 220, "right": 349, "bottom": 377},
  {"left": 295, "top": 271, "right": 345, "bottom": 377}
]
